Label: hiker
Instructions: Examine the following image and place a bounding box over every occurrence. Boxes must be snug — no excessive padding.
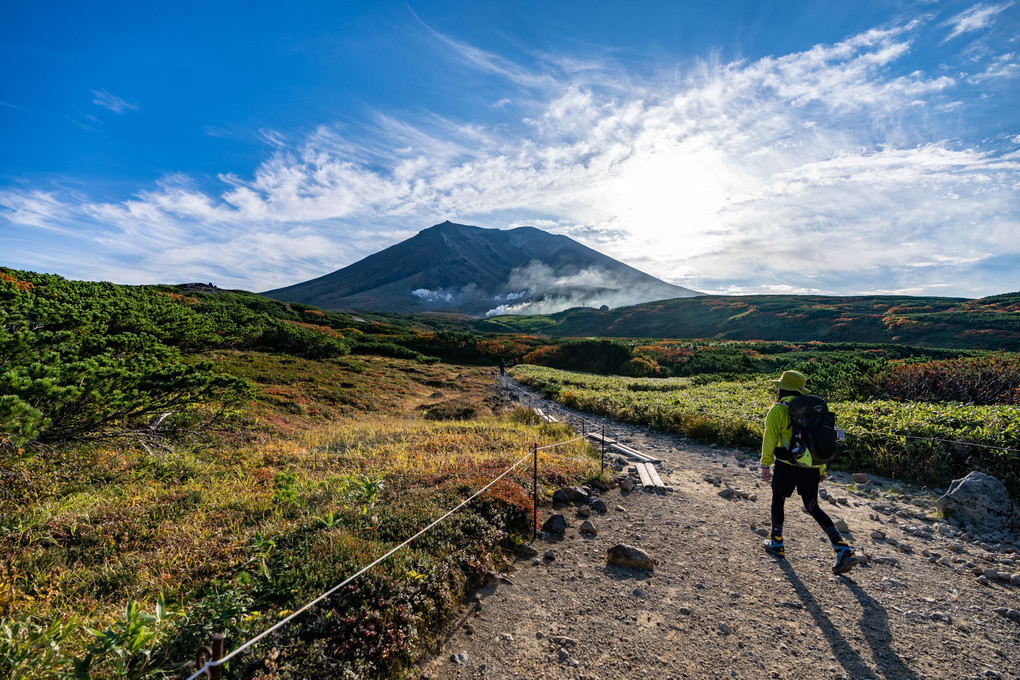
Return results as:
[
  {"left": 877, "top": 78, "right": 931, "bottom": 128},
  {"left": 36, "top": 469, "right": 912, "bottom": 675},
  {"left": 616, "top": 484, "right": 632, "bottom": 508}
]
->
[{"left": 760, "top": 370, "right": 858, "bottom": 575}]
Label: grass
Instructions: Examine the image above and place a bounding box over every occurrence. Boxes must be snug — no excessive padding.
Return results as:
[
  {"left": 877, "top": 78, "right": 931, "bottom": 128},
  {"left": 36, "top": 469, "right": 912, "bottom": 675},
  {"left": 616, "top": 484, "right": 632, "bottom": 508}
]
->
[
  {"left": 0, "top": 352, "right": 604, "bottom": 679},
  {"left": 512, "top": 364, "right": 1020, "bottom": 499}
]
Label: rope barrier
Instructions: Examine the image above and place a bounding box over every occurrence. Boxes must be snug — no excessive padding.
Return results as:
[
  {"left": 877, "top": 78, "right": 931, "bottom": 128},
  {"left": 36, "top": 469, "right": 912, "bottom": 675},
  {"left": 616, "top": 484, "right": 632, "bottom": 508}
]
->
[
  {"left": 185, "top": 446, "right": 541, "bottom": 679},
  {"left": 535, "top": 436, "right": 586, "bottom": 452},
  {"left": 847, "top": 428, "right": 1020, "bottom": 455}
]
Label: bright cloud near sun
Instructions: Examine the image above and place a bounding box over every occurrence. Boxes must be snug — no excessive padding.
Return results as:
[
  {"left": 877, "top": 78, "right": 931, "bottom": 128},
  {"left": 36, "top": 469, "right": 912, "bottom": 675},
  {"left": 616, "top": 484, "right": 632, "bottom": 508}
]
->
[{"left": 2, "top": 6, "right": 1019, "bottom": 296}]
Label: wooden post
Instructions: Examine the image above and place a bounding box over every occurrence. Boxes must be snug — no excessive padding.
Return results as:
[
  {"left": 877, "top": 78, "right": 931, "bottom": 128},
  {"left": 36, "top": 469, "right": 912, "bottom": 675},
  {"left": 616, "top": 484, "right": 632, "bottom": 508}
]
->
[
  {"left": 601, "top": 425, "right": 606, "bottom": 473},
  {"left": 532, "top": 443, "right": 538, "bottom": 541},
  {"left": 210, "top": 633, "right": 224, "bottom": 680}
]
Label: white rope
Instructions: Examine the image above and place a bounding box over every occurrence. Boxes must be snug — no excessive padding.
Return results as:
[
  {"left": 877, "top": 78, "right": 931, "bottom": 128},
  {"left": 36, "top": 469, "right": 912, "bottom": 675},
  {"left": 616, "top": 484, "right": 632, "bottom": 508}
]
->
[
  {"left": 185, "top": 447, "right": 538, "bottom": 679},
  {"left": 535, "top": 435, "right": 586, "bottom": 451}
]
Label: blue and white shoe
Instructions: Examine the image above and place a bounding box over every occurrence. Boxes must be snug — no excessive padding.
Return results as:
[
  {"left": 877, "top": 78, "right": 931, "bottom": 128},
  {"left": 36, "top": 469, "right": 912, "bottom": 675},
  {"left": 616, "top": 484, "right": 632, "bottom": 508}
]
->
[
  {"left": 763, "top": 535, "right": 785, "bottom": 558},
  {"left": 832, "top": 542, "right": 858, "bottom": 575}
]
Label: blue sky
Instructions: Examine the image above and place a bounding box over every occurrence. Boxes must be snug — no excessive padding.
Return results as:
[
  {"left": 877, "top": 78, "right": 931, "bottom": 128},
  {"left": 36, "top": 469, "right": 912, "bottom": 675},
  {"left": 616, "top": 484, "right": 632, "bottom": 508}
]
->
[{"left": 2, "top": 1, "right": 1018, "bottom": 298}]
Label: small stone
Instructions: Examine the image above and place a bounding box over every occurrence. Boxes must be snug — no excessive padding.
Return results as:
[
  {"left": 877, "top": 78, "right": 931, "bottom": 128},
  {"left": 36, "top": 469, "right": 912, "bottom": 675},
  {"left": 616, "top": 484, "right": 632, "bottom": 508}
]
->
[
  {"left": 580, "top": 520, "right": 598, "bottom": 535},
  {"left": 549, "top": 635, "right": 577, "bottom": 646},
  {"left": 853, "top": 473, "right": 870, "bottom": 484},
  {"left": 544, "top": 549, "right": 556, "bottom": 561},
  {"left": 616, "top": 505, "right": 626, "bottom": 513},
  {"left": 1011, "top": 574, "right": 1020, "bottom": 585},
  {"left": 871, "top": 530, "right": 886, "bottom": 540},
  {"left": 755, "top": 527, "right": 770, "bottom": 537},
  {"left": 718, "top": 488, "right": 734, "bottom": 499},
  {"left": 451, "top": 652, "right": 469, "bottom": 665},
  {"left": 834, "top": 518, "right": 850, "bottom": 533},
  {"left": 620, "top": 478, "right": 635, "bottom": 492},
  {"left": 606, "top": 543, "right": 657, "bottom": 570},
  {"left": 591, "top": 498, "right": 608, "bottom": 513},
  {"left": 719, "top": 621, "right": 731, "bottom": 635},
  {"left": 518, "top": 542, "right": 539, "bottom": 557},
  {"left": 577, "top": 506, "right": 591, "bottom": 518}
]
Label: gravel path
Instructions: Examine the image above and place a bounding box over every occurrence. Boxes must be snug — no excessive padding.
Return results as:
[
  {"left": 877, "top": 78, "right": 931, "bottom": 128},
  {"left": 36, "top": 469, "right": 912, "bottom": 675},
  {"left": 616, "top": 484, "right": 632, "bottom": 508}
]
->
[{"left": 420, "top": 385, "right": 1020, "bottom": 680}]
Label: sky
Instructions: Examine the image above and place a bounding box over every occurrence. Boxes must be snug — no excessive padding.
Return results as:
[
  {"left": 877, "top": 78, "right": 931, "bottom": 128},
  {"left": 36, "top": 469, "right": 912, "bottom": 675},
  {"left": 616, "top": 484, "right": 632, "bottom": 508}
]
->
[{"left": 2, "top": 0, "right": 1019, "bottom": 298}]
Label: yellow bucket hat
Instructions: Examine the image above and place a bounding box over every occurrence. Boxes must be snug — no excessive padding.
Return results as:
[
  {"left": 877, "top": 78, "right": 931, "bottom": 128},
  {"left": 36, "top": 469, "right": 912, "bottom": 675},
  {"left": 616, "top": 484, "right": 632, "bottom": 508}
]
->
[{"left": 772, "top": 370, "right": 808, "bottom": 394}]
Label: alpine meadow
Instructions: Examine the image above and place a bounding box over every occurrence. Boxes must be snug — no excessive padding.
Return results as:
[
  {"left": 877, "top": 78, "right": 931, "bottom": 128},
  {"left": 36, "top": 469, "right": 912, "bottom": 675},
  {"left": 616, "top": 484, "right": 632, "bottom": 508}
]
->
[{"left": 4, "top": 1, "right": 1020, "bottom": 678}]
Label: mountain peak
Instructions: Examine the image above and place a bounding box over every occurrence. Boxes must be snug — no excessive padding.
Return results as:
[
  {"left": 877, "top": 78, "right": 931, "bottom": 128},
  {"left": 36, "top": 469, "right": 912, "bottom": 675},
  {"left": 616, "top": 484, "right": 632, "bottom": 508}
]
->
[{"left": 264, "top": 223, "right": 700, "bottom": 317}]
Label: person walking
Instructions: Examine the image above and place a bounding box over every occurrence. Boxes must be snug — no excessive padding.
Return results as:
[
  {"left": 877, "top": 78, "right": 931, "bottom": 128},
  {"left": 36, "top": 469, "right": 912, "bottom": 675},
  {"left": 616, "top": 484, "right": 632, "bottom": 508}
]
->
[{"left": 760, "top": 370, "right": 858, "bottom": 575}]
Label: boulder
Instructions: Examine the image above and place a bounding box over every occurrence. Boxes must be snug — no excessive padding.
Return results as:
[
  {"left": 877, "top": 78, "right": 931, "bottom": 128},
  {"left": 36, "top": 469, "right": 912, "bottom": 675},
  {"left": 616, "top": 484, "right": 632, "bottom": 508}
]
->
[
  {"left": 541, "top": 514, "right": 569, "bottom": 535},
  {"left": 552, "top": 487, "right": 574, "bottom": 504},
  {"left": 606, "top": 544, "right": 657, "bottom": 571},
  {"left": 936, "top": 472, "right": 1020, "bottom": 533}
]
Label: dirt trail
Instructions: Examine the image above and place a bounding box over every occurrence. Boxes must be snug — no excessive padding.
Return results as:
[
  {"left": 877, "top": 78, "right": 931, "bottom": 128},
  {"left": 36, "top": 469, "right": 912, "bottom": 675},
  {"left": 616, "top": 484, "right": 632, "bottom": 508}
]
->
[{"left": 420, "top": 386, "right": 1020, "bottom": 680}]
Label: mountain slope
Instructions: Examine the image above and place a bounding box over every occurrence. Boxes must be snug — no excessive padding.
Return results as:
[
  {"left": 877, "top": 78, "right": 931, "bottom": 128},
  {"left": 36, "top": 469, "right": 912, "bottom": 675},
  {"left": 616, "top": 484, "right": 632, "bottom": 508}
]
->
[
  {"left": 262, "top": 221, "right": 699, "bottom": 316},
  {"left": 473, "top": 292, "right": 1020, "bottom": 350}
]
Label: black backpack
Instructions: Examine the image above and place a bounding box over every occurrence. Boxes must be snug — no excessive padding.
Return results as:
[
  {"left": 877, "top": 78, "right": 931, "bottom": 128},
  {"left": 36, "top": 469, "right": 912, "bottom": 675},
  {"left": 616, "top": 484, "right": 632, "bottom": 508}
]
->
[{"left": 785, "top": 395, "right": 839, "bottom": 464}]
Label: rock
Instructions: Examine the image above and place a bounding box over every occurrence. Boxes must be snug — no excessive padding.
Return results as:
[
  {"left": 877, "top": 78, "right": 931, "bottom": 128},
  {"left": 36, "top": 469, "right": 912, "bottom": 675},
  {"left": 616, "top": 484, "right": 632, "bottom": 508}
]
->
[
  {"left": 577, "top": 506, "right": 591, "bottom": 518},
  {"left": 718, "top": 488, "right": 734, "bottom": 499},
  {"left": 871, "top": 530, "right": 886, "bottom": 540},
  {"left": 620, "top": 478, "right": 635, "bottom": 492},
  {"left": 1012, "top": 574, "right": 1020, "bottom": 585},
  {"left": 544, "top": 549, "right": 556, "bottom": 561},
  {"left": 606, "top": 544, "right": 657, "bottom": 571},
  {"left": 580, "top": 520, "right": 598, "bottom": 535},
  {"left": 936, "top": 472, "right": 1020, "bottom": 533},
  {"left": 616, "top": 505, "right": 626, "bottom": 513},
  {"left": 451, "top": 652, "right": 469, "bottom": 665},
  {"left": 590, "top": 498, "right": 608, "bottom": 513},
  {"left": 552, "top": 487, "right": 574, "bottom": 504},
  {"left": 542, "top": 514, "right": 569, "bottom": 535},
  {"left": 572, "top": 486, "right": 591, "bottom": 503},
  {"left": 518, "top": 542, "right": 539, "bottom": 557},
  {"left": 755, "top": 527, "right": 770, "bottom": 537},
  {"left": 718, "top": 621, "right": 731, "bottom": 635},
  {"left": 994, "top": 607, "right": 1020, "bottom": 622},
  {"left": 548, "top": 635, "right": 577, "bottom": 646},
  {"left": 853, "top": 473, "right": 870, "bottom": 484},
  {"left": 834, "top": 518, "right": 850, "bottom": 533}
]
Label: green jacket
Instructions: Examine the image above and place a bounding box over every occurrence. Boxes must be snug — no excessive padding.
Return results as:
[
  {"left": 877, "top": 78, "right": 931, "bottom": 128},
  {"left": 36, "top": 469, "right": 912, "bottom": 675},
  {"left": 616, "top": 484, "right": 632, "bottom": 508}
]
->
[{"left": 760, "top": 395, "right": 827, "bottom": 474}]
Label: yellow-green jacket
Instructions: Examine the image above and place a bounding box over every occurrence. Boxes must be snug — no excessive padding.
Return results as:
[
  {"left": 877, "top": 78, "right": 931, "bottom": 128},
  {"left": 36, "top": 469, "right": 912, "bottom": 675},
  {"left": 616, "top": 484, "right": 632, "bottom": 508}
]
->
[{"left": 760, "top": 395, "right": 827, "bottom": 474}]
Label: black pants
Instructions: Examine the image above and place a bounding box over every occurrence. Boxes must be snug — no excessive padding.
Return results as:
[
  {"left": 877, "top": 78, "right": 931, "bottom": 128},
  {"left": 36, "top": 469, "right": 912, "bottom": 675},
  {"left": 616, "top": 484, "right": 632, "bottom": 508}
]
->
[{"left": 770, "top": 462, "right": 834, "bottom": 531}]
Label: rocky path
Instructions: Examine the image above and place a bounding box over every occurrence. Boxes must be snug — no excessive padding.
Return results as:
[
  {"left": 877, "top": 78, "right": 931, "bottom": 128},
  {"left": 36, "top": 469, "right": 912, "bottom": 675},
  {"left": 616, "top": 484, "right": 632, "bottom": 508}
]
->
[{"left": 420, "top": 387, "right": 1020, "bottom": 680}]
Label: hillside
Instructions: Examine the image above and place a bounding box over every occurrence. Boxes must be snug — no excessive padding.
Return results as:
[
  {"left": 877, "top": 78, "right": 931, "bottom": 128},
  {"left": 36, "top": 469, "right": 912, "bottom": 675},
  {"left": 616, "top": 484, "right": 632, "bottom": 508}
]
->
[
  {"left": 262, "top": 221, "right": 698, "bottom": 317},
  {"left": 474, "top": 293, "right": 1020, "bottom": 351},
  {"left": 3, "top": 267, "right": 1019, "bottom": 679}
]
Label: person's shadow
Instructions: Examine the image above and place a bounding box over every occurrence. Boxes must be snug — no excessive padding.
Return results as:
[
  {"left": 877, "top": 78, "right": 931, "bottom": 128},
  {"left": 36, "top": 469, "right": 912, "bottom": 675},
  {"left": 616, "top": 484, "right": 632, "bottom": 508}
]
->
[{"left": 776, "top": 560, "right": 917, "bottom": 680}]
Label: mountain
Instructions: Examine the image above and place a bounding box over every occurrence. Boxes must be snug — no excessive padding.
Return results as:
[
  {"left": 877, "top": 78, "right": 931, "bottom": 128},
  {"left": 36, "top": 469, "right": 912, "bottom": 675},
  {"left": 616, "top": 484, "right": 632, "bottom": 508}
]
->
[
  {"left": 471, "top": 292, "right": 1020, "bottom": 350},
  {"left": 262, "top": 221, "right": 699, "bottom": 317}
]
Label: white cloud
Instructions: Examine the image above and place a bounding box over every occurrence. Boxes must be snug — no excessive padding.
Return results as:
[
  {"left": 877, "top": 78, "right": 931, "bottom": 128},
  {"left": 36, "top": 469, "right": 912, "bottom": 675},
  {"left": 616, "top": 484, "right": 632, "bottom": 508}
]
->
[
  {"left": 3, "top": 15, "right": 1019, "bottom": 298},
  {"left": 942, "top": 2, "right": 1014, "bottom": 41},
  {"left": 91, "top": 89, "right": 138, "bottom": 114}
]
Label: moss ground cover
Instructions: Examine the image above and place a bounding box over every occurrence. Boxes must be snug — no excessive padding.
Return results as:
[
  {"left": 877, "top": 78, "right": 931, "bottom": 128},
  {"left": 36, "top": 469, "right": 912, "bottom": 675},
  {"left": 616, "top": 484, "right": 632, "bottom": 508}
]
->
[
  {"left": 0, "top": 354, "right": 602, "bottom": 679},
  {"left": 513, "top": 365, "right": 1020, "bottom": 499}
]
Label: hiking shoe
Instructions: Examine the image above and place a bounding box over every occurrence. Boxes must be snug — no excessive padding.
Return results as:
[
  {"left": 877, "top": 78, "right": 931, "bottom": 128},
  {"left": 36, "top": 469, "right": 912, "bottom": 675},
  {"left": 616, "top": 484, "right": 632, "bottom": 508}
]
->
[
  {"left": 832, "top": 543, "right": 858, "bottom": 575},
  {"left": 763, "top": 536, "right": 785, "bottom": 558}
]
